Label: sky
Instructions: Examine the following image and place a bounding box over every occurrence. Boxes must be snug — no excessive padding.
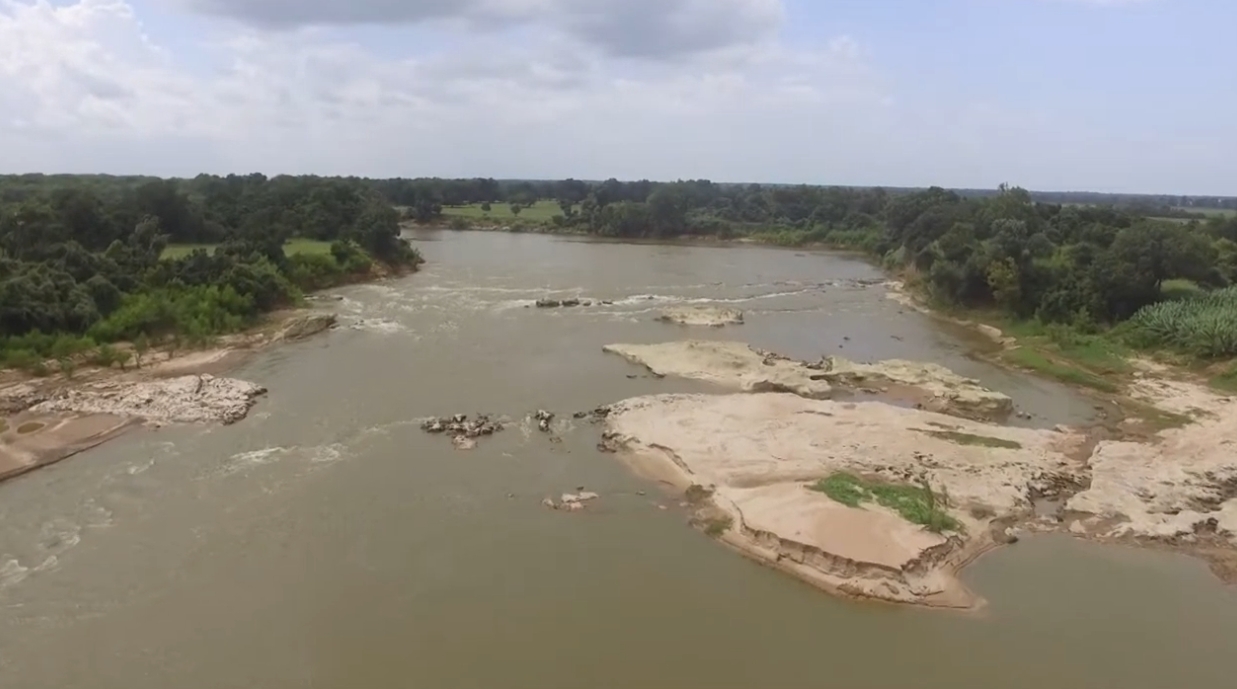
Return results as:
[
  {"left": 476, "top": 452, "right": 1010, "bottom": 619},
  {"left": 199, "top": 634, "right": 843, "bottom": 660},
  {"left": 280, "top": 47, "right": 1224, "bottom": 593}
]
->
[{"left": 0, "top": 0, "right": 1232, "bottom": 194}]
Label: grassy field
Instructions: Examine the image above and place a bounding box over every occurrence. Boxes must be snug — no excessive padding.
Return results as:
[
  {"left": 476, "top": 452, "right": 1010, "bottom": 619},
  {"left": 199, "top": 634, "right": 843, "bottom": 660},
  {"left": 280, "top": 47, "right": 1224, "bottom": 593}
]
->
[
  {"left": 441, "top": 200, "right": 563, "bottom": 223},
  {"left": 161, "top": 238, "right": 333, "bottom": 260},
  {"left": 1173, "top": 207, "right": 1237, "bottom": 218}
]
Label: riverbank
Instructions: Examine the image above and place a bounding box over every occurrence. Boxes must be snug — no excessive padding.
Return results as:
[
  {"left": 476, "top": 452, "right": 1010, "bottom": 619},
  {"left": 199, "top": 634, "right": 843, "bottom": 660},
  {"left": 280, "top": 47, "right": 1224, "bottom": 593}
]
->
[
  {"left": 597, "top": 332, "right": 1237, "bottom": 609},
  {"left": 0, "top": 310, "right": 338, "bottom": 483}
]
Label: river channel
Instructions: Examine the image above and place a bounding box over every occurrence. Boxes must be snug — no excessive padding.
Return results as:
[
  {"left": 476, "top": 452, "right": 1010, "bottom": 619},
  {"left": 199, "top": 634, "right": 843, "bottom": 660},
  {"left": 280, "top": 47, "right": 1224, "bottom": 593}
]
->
[{"left": 2, "top": 230, "right": 1236, "bottom": 688}]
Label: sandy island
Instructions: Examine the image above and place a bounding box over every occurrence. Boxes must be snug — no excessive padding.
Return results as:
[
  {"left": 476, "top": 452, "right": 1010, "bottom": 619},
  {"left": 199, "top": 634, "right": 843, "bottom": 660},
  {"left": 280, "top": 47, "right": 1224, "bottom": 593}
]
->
[
  {"left": 599, "top": 339, "right": 1237, "bottom": 609},
  {"left": 0, "top": 312, "right": 337, "bottom": 483}
]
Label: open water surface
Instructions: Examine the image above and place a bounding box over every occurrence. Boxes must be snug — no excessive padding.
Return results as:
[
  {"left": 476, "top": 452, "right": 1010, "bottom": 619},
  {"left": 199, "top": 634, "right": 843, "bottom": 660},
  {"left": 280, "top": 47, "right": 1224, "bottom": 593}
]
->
[{"left": 2, "top": 230, "right": 1236, "bottom": 688}]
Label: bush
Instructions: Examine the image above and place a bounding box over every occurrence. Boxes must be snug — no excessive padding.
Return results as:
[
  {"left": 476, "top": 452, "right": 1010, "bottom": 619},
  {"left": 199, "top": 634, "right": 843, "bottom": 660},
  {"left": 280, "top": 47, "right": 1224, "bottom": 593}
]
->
[{"left": 286, "top": 253, "right": 344, "bottom": 291}]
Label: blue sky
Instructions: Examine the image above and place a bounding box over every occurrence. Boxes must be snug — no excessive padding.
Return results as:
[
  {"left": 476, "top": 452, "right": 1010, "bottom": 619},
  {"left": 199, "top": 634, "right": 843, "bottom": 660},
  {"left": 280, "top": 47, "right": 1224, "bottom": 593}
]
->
[{"left": 1, "top": 0, "right": 1232, "bottom": 194}]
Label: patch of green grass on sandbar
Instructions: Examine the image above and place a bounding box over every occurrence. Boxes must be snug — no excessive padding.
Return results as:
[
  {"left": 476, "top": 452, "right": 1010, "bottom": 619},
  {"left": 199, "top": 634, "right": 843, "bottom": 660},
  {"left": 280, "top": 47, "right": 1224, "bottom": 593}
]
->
[{"left": 809, "top": 472, "right": 963, "bottom": 533}]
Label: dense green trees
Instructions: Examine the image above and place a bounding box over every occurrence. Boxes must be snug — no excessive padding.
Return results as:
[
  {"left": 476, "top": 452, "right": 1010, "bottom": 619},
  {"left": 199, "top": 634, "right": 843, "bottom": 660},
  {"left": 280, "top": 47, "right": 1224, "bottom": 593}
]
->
[{"left": 0, "top": 174, "right": 421, "bottom": 371}]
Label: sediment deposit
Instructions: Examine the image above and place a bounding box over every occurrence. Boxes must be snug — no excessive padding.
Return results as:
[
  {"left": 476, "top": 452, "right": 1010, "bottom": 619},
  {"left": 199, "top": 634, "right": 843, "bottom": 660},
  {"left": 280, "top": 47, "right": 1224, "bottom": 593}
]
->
[
  {"left": 602, "top": 392, "right": 1079, "bottom": 607},
  {"left": 600, "top": 340, "right": 1237, "bottom": 607}
]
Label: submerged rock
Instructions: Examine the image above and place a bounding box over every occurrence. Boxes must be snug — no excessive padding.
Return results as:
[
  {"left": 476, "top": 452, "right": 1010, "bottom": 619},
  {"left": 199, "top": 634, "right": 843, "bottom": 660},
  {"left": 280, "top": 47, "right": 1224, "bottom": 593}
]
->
[
  {"left": 30, "top": 374, "right": 267, "bottom": 425},
  {"left": 655, "top": 306, "right": 744, "bottom": 327},
  {"left": 543, "top": 490, "right": 599, "bottom": 511}
]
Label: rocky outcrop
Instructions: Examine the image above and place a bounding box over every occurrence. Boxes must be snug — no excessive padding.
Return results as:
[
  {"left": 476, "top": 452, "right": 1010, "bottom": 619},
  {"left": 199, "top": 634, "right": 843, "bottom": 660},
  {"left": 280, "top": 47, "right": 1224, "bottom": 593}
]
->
[
  {"left": 603, "top": 392, "right": 1080, "bottom": 607},
  {"left": 1066, "top": 383, "right": 1237, "bottom": 541},
  {"left": 602, "top": 340, "right": 1013, "bottom": 419},
  {"left": 29, "top": 375, "right": 267, "bottom": 425},
  {"left": 603, "top": 341, "right": 834, "bottom": 399},
  {"left": 274, "top": 312, "right": 337, "bottom": 341},
  {"left": 0, "top": 383, "right": 47, "bottom": 415},
  {"left": 821, "top": 357, "right": 1013, "bottom": 420},
  {"left": 655, "top": 306, "right": 744, "bottom": 327}
]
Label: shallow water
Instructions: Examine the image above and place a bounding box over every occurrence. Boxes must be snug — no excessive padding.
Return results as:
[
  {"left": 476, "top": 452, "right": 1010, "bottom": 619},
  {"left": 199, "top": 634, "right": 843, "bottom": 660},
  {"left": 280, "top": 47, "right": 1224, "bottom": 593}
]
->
[{"left": 2, "top": 230, "right": 1235, "bottom": 688}]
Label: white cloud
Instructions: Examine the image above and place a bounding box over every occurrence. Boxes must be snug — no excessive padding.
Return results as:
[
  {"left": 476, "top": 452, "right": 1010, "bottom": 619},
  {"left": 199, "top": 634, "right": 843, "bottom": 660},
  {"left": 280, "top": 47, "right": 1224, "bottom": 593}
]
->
[
  {"left": 0, "top": 0, "right": 1230, "bottom": 193},
  {"left": 171, "top": 0, "right": 785, "bottom": 59},
  {"left": 0, "top": 0, "right": 889, "bottom": 180}
]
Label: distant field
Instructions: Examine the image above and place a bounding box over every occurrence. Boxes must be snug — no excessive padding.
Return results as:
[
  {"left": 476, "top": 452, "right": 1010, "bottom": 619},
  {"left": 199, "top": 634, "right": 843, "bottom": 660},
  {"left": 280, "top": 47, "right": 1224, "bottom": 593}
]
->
[
  {"left": 161, "top": 238, "right": 333, "bottom": 260},
  {"left": 1173, "top": 207, "right": 1237, "bottom": 218},
  {"left": 442, "top": 200, "right": 563, "bottom": 222}
]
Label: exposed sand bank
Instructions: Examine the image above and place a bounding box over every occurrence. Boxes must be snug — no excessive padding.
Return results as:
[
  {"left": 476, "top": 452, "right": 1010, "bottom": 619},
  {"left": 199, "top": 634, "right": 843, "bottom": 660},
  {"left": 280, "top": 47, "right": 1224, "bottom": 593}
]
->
[
  {"left": 655, "top": 306, "right": 744, "bottom": 327},
  {"left": 603, "top": 392, "right": 1080, "bottom": 608},
  {"left": 600, "top": 338, "right": 1237, "bottom": 608},
  {"left": 0, "top": 311, "right": 337, "bottom": 483},
  {"left": 602, "top": 340, "right": 1013, "bottom": 419}
]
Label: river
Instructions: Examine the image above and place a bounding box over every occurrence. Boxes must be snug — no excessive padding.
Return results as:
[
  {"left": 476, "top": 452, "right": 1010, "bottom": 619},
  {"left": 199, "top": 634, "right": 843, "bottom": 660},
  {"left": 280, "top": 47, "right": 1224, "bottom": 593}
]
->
[{"left": 2, "top": 229, "right": 1236, "bottom": 688}]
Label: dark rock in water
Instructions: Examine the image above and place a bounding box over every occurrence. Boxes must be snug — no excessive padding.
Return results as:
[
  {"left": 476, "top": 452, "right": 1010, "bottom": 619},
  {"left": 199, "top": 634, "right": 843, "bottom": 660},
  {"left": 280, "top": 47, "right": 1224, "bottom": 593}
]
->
[
  {"left": 572, "top": 406, "right": 612, "bottom": 425},
  {"left": 534, "top": 409, "right": 555, "bottom": 433},
  {"left": 535, "top": 298, "right": 591, "bottom": 308}
]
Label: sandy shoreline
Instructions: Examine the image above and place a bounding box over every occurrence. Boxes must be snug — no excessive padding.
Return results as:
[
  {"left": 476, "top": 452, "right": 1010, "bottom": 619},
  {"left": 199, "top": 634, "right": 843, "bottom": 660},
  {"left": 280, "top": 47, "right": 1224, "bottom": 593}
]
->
[
  {"left": 599, "top": 335, "right": 1237, "bottom": 609},
  {"left": 0, "top": 311, "right": 337, "bottom": 484}
]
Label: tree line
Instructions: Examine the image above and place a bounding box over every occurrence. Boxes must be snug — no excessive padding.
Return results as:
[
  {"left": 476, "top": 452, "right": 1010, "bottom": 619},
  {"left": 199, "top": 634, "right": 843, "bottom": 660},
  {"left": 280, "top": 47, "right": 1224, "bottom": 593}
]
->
[
  {"left": 5, "top": 172, "right": 1236, "bottom": 369},
  {"left": 0, "top": 174, "right": 421, "bottom": 373}
]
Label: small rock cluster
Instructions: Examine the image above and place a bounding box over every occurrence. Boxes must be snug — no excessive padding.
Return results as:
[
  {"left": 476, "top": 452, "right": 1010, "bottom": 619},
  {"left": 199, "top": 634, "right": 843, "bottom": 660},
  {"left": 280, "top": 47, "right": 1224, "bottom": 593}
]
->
[
  {"left": 542, "top": 489, "right": 600, "bottom": 512},
  {"left": 420, "top": 413, "right": 504, "bottom": 450}
]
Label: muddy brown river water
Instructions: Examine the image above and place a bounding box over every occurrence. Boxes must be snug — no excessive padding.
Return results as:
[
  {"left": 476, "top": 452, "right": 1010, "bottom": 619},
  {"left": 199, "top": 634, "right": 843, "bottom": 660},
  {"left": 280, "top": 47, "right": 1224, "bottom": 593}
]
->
[{"left": 2, "top": 230, "right": 1236, "bottom": 688}]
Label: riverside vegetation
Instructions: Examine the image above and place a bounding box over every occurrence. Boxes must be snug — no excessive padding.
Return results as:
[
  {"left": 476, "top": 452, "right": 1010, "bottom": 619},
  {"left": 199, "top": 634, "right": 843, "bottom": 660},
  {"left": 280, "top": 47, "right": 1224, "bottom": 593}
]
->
[{"left": 0, "top": 174, "right": 423, "bottom": 373}]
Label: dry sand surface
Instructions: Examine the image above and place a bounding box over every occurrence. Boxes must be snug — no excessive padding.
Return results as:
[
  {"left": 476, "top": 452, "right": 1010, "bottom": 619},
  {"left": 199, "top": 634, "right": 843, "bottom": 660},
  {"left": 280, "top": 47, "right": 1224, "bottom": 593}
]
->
[
  {"left": 604, "top": 392, "right": 1080, "bottom": 607},
  {"left": 655, "top": 305, "right": 745, "bottom": 327},
  {"left": 601, "top": 339, "right": 1237, "bottom": 608}
]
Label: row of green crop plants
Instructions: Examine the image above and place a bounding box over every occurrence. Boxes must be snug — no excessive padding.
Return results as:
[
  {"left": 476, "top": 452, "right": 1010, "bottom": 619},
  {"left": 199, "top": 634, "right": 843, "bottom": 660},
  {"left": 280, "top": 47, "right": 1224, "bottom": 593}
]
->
[
  {"left": 1123, "top": 286, "right": 1237, "bottom": 358},
  {"left": 0, "top": 247, "right": 378, "bottom": 377}
]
